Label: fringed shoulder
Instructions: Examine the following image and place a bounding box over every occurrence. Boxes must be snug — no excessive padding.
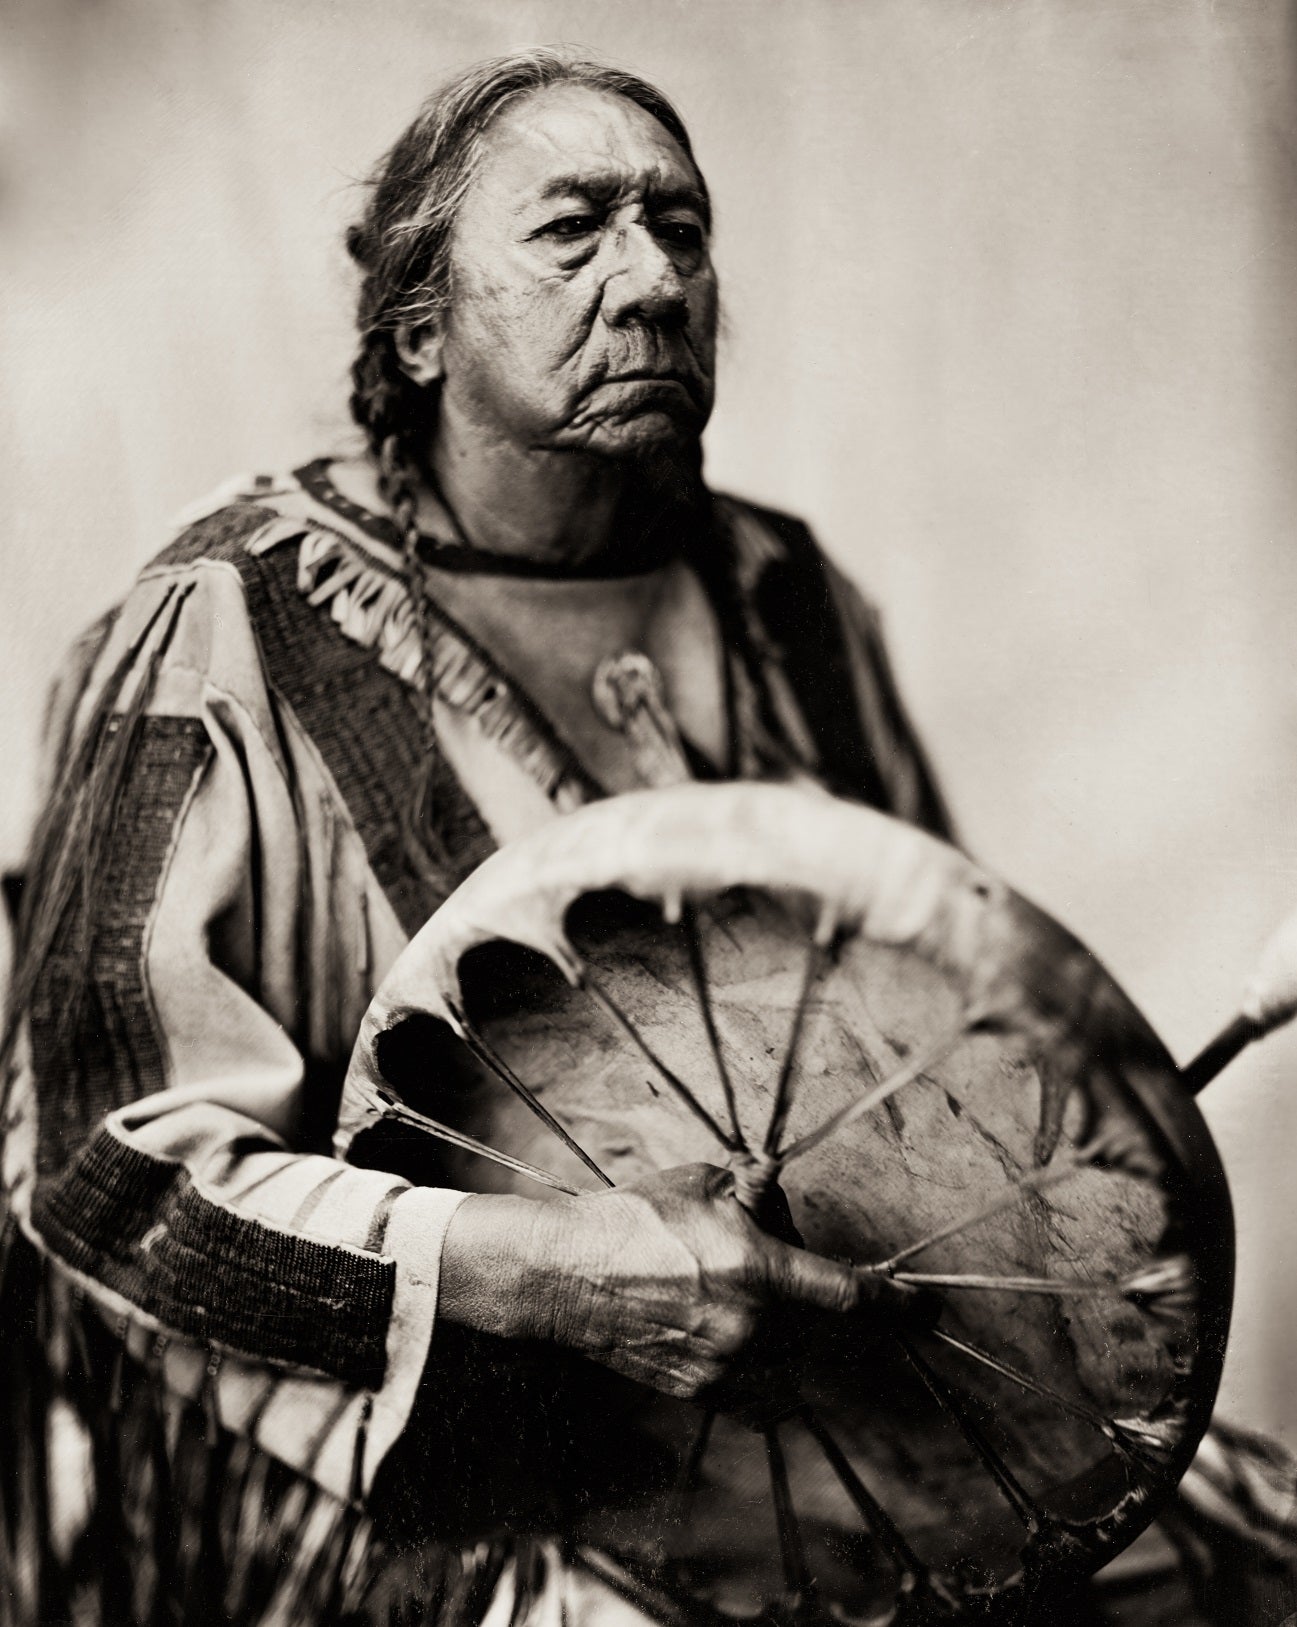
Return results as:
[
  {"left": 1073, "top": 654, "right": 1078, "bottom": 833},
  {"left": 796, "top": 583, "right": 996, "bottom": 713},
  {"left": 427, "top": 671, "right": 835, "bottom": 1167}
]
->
[
  {"left": 138, "top": 467, "right": 597, "bottom": 814},
  {"left": 272, "top": 528, "right": 423, "bottom": 688},
  {"left": 130, "top": 469, "right": 427, "bottom": 694}
]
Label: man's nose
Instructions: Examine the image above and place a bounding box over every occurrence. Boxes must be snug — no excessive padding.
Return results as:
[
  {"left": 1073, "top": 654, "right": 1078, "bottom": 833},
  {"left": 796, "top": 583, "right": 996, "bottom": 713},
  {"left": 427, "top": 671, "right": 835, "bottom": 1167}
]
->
[{"left": 601, "top": 223, "right": 689, "bottom": 328}]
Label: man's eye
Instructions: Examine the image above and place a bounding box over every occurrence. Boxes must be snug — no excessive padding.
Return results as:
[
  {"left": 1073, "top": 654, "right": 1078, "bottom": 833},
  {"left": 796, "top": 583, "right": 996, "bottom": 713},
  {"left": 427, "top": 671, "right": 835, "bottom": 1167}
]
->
[
  {"left": 540, "top": 214, "right": 600, "bottom": 240},
  {"left": 654, "top": 221, "right": 706, "bottom": 254}
]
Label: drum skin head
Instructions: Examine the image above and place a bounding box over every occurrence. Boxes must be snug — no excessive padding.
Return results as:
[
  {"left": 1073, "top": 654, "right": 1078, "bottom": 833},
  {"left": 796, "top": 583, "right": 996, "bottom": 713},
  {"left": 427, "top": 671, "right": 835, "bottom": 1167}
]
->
[{"left": 341, "top": 784, "right": 1233, "bottom": 1624}]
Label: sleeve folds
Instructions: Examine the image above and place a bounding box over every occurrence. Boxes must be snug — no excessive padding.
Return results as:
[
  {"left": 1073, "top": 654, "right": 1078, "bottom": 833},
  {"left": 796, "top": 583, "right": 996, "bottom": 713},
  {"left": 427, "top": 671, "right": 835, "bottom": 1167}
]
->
[{"left": 8, "top": 544, "right": 464, "bottom": 1501}]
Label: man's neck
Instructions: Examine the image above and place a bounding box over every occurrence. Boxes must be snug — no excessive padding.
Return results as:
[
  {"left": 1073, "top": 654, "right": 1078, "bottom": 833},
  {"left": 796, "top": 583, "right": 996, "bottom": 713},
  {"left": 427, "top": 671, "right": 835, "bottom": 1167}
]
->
[{"left": 431, "top": 412, "right": 625, "bottom": 567}]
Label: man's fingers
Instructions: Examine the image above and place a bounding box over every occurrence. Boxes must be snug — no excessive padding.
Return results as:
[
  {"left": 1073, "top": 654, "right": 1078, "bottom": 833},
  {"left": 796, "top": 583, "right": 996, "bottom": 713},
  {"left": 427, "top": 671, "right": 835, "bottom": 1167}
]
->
[
  {"left": 771, "top": 1240, "right": 937, "bottom": 1324},
  {"left": 770, "top": 1239, "right": 862, "bottom": 1312}
]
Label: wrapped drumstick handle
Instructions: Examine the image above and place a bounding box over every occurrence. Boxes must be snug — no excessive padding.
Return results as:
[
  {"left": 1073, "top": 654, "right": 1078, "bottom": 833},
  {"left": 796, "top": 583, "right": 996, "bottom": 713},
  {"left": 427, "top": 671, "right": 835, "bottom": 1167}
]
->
[{"left": 1183, "top": 907, "right": 1297, "bottom": 1094}]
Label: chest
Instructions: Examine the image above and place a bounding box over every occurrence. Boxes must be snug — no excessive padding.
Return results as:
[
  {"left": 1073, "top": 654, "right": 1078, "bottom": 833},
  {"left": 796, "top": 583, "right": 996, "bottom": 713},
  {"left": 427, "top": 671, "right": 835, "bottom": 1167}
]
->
[{"left": 422, "top": 559, "right": 728, "bottom": 794}]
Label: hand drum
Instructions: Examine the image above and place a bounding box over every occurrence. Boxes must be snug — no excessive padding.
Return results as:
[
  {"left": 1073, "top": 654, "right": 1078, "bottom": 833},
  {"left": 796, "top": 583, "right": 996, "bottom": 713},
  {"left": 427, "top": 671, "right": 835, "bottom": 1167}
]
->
[{"left": 339, "top": 784, "right": 1231, "bottom": 1624}]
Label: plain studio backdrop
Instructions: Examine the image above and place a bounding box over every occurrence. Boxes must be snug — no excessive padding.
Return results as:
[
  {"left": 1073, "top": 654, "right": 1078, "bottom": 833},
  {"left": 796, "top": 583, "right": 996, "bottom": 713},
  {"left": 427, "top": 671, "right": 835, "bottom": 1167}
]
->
[{"left": 3, "top": 0, "right": 1296, "bottom": 1452}]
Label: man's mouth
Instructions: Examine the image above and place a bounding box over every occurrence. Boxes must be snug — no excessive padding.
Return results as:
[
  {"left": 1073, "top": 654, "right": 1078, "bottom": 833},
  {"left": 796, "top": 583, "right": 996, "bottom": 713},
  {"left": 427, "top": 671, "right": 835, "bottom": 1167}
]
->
[
  {"left": 597, "top": 369, "right": 701, "bottom": 403},
  {"left": 562, "top": 353, "right": 714, "bottom": 439}
]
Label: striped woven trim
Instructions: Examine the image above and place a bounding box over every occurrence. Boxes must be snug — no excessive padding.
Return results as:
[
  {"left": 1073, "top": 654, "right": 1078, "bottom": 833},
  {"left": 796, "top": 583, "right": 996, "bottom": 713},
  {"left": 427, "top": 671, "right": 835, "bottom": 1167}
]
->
[
  {"left": 25, "top": 714, "right": 212, "bottom": 1177},
  {"left": 33, "top": 1128, "right": 394, "bottom": 1385}
]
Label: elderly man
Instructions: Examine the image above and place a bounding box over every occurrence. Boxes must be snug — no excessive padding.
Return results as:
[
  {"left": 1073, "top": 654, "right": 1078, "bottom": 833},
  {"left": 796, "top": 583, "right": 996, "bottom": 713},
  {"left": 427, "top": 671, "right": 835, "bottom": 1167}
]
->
[{"left": 0, "top": 46, "right": 1290, "bottom": 1627}]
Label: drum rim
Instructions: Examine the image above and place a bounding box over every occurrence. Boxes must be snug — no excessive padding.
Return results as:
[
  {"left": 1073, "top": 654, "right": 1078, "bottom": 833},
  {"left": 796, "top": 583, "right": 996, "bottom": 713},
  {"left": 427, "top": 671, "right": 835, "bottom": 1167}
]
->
[{"left": 343, "top": 783, "right": 1236, "bottom": 1616}]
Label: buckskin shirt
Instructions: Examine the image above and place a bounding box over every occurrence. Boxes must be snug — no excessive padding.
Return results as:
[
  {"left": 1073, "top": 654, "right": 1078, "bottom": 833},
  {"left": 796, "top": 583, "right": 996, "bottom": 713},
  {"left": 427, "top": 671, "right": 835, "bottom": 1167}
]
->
[{"left": 0, "top": 461, "right": 953, "bottom": 1626}]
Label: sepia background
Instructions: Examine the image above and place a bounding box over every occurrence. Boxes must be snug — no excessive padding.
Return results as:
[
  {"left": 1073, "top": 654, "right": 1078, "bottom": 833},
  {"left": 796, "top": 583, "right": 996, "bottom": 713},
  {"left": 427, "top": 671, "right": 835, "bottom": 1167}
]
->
[{"left": 3, "top": 0, "right": 1296, "bottom": 1449}]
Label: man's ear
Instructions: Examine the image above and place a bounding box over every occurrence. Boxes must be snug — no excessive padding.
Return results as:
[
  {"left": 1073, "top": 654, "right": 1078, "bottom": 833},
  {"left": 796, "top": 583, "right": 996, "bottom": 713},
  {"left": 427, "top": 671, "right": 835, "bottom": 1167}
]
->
[{"left": 394, "top": 323, "right": 444, "bottom": 386}]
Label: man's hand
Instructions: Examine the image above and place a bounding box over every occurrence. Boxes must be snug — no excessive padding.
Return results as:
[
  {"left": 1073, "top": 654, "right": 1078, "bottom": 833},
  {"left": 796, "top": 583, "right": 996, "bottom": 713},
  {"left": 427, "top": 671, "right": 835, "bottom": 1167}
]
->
[{"left": 437, "top": 1162, "right": 918, "bottom": 1404}]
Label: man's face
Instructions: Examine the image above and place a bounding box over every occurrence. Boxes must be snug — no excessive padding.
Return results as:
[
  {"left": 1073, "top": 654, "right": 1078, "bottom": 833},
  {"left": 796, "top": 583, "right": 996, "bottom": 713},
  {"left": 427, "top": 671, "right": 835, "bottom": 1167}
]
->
[{"left": 431, "top": 83, "right": 718, "bottom": 459}]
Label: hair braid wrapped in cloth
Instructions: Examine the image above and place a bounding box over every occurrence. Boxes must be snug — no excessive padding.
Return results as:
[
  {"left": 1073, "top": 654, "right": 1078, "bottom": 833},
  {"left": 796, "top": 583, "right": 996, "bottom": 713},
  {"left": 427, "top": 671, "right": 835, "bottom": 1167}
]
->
[{"left": 349, "top": 337, "right": 452, "bottom": 880}]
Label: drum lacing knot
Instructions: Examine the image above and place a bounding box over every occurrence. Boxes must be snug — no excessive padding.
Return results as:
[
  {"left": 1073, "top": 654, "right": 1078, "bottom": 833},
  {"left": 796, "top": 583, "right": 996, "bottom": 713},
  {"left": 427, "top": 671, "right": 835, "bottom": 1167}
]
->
[
  {"left": 729, "top": 1151, "right": 780, "bottom": 1215},
  {"left": 729, "top": 1154, "right": 805, "bottom": 1247}
]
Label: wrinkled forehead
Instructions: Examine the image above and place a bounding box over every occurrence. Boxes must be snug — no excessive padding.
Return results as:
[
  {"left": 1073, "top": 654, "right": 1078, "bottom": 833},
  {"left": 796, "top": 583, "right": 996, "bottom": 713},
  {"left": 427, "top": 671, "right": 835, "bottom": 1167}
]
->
[{"left": 467, "top": 83, "right": 709, "bottom": 224}]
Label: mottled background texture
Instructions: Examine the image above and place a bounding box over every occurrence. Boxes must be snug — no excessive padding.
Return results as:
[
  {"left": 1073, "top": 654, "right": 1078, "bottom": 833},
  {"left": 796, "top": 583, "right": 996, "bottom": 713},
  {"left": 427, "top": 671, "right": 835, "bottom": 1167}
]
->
[{"left": 3, "top": 0, "right": 1296, "bottom": 1447}]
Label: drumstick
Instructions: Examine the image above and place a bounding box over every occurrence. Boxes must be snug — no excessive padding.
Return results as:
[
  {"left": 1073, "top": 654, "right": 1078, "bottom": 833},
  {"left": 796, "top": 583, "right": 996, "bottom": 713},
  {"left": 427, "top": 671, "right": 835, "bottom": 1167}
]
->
[{"left": 1182, "top": 905, "right": 1297, "bottom": 1094}]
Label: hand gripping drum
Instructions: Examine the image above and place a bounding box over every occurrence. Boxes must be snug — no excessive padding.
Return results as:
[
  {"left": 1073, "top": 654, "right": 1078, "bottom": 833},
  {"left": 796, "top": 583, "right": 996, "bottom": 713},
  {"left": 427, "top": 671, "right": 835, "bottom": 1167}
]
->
[{"left": 338, "top": 783, "right": 1232, "bottom": 1624}]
